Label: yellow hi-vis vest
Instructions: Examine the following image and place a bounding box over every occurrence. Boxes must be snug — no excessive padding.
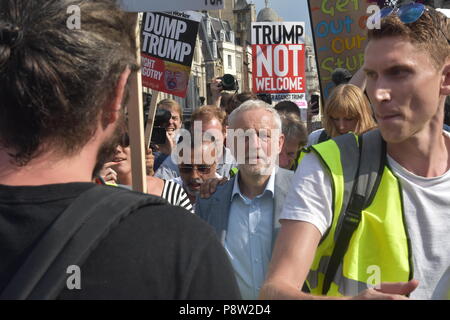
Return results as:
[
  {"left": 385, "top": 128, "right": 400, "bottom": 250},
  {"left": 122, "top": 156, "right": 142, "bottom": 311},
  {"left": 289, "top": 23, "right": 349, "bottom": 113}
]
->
[{"left": 299, "top": 130, "right": 413, "bottom": 297}]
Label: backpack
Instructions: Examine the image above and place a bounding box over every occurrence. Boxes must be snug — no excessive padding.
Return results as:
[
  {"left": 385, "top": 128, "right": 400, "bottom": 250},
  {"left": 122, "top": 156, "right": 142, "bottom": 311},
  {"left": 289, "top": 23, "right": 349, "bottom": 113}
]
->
[
  {"left": 0, "top": 185, "right": 167, "bottom": 300},
  {"left": 317, "top": 129, "right": 330, "bottom": 143},
  {"left": 311, "top": 129, "right": 386, "bottom": 295}
]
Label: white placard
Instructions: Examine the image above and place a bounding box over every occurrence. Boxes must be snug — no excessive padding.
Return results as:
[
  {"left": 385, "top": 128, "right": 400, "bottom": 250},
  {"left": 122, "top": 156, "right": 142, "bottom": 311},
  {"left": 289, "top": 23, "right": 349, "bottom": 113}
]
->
[
  {"left": 119, "top": 0, "right": 224, "bottom": 12},
  {"left": 251, "top": 22, "right": 305, "bottom": 45}
]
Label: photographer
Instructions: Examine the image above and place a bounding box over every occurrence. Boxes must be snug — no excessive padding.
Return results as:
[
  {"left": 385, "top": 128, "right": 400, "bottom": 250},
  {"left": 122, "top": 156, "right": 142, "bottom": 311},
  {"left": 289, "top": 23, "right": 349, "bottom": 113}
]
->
[
  {"left": 209, "top": 75, "right": 239, "bottom": 109},
  {"left": 152, "top": 99, "right": 183, "bottom": 172}
]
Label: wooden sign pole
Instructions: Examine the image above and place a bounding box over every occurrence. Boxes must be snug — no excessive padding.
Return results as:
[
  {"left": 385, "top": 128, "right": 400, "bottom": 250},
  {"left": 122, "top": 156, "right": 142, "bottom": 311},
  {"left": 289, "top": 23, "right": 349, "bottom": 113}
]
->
[
  {"left": 144, "top": 90, "right": 160, "bottom": 149},
  {"left": 127, "top": 12, "right": 147, "bottom": 193}
]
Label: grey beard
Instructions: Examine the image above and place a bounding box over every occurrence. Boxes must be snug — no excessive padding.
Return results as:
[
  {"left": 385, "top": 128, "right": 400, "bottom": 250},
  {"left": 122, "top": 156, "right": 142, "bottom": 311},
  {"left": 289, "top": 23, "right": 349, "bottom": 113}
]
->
[{"left": 183, "top": 177, "right": 204, "bottom": 197}]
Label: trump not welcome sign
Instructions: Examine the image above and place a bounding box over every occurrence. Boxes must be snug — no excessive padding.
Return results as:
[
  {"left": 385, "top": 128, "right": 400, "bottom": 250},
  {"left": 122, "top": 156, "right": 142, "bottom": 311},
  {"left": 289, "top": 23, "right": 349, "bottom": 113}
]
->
[{"left": 252, "top": 22, "right": 306, "bottom": 95}]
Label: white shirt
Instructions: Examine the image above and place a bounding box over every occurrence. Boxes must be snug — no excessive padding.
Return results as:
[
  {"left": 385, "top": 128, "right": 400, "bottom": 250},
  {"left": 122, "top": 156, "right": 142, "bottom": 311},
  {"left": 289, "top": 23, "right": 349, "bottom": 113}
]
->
[
  {"left": 281, "top": 132, "right": 450, "bottom": 299},
  {"left": 307, "top": 128, "right": 326, "bottom": 147}
]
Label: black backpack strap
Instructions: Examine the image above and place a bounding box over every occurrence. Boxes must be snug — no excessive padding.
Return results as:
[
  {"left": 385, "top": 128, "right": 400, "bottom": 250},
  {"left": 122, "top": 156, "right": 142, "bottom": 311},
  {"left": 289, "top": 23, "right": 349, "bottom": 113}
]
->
[
  {"left": 322, "top": 129, "right": 385, "bottom": 295},
  {"left": 0, "top": 185, "right": 166, "bottom": 300},
  {"left": 318, "top": 130, "right": 330, "bottom": 143}
]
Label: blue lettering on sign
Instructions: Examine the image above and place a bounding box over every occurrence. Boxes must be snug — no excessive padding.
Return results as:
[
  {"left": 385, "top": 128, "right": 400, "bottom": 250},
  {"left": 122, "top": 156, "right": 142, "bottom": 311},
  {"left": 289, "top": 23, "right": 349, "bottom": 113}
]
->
[
  {"left": 316, "top": 21, "right": 329, "bottom": 37},
  {"left": 315, "top": 15, "right": 354, "bottom": 38}
]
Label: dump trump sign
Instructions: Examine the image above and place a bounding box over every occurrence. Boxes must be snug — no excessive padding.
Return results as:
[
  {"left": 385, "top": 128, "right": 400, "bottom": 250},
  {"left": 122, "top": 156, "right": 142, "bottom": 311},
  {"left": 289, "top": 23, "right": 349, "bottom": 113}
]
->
[
  {"left": 141, "top": 11, "right": 201, "bottom": 98},
  {"left": 252, "top": 22, "right": 306, "bottom": 94}
]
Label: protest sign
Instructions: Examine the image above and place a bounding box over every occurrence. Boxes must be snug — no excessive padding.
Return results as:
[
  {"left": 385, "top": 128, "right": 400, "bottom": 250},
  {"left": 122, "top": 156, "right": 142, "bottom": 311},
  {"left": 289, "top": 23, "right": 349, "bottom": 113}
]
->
[
  {"left": 308, "top": 0, "right": 369, "bottom": 99},
  {"left": 251, "top": 22, "right": 306, "bottom": 96},
  {"left": 141, "top": 11, "right": 201, "bottom": 98},
  {"left": 271, "top": 93, "right": 308, "bottom": 122},
  {"left": 119, "top": 0, "right": 220, "bottom": 192},
  {"left": 119, "top": 0, "right": 224, "bottom": 12}
]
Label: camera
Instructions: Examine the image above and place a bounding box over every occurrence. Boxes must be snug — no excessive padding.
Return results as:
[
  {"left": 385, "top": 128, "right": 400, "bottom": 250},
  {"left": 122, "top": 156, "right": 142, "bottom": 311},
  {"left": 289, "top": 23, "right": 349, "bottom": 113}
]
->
[
  {"left": 150, "top": 109, "right": 171, "bottom": 145},
  {"left": 143, "top": 93, "right": 171, "bottom": 146},
  {"left": 219, "top": 74, "right": 239, "bottom": 91}
]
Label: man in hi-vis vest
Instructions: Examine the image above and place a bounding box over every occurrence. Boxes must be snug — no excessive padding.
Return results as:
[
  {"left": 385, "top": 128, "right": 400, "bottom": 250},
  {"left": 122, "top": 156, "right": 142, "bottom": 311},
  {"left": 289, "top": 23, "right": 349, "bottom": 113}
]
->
[{"left": 260, "top": 4, "right": 450, "bottom": 300}]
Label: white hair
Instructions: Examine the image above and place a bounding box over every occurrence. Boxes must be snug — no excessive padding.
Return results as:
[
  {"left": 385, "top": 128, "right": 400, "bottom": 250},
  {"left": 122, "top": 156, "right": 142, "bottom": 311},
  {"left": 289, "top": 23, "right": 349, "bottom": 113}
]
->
[{"left": 227, "top": 99, "right": 282, "bottom": 130}]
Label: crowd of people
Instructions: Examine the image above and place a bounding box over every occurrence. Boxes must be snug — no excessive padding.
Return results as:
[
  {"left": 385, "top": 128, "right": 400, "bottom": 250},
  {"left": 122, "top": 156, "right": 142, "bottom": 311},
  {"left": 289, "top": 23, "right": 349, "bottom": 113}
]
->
[{"left": 0, "top": 0, "right": 449, "bottom": 300}]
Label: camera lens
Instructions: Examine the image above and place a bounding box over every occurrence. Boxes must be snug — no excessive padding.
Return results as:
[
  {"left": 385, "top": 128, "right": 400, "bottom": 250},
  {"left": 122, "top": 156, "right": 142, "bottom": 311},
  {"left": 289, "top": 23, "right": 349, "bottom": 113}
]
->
[{"left": 221, "top": 74, "right": 237, "bottom": 91}]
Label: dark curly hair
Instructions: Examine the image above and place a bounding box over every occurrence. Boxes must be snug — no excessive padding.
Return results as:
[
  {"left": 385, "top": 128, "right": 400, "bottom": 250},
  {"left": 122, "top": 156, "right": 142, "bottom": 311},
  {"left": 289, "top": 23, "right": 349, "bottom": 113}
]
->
[{"left": 0, "top": 0, "right": 137, "bottom": 165}]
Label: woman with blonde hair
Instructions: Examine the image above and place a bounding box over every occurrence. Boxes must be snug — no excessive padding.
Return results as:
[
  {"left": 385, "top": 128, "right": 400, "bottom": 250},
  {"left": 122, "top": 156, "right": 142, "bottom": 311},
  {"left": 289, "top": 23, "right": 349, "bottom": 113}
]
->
[{"left": 307, "top": 84, "right": 377, "bottom": 146}]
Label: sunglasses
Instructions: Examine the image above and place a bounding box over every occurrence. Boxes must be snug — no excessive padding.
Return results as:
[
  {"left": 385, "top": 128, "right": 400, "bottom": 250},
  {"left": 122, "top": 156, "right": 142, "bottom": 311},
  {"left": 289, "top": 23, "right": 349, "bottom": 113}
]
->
[
  {"left": 368, "top": 3, "right": 450, "bottom": 43},
  {"left": 120, "top": 133, "right": 130, "bottom": 148},
  {"left": 179, "top": 164, "right": 212, "bottom": 174}
]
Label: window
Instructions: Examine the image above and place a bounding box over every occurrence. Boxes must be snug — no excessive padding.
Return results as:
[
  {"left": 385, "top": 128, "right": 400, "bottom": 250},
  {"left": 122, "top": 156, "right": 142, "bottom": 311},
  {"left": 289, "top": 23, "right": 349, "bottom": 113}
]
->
[
  {"left": 236, "top": 55, "right": 242, "bottom": 74},
  {"left": 228, "top": 55, "right": 232, "bottom": 69}
]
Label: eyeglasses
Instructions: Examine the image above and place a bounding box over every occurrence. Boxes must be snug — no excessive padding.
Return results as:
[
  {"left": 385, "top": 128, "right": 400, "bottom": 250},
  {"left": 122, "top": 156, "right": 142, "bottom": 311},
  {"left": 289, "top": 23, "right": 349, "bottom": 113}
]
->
[
  {"left": 179, "top": 164, "right": 212, "bottom": 174},
  {"left": 368, "top": 2, "right": 450, "bottom": 43}
]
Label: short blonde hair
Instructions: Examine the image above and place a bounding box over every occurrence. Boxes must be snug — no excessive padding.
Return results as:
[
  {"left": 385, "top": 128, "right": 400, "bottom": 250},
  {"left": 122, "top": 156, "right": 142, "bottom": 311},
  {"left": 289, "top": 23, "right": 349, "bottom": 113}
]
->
[
  {"left": 322, "top": 84, "right": 376, "bottom": 138},
  {"left": 157, "top": 98, "right": 183, "bottom": 122}
]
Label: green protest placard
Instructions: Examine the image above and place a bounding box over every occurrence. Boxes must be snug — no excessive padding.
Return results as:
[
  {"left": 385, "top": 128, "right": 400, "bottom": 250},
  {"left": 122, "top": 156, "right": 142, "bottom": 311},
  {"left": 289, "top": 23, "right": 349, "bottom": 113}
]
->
[{"left": 308, "top": 0, "right": 370, "bottom": 99}]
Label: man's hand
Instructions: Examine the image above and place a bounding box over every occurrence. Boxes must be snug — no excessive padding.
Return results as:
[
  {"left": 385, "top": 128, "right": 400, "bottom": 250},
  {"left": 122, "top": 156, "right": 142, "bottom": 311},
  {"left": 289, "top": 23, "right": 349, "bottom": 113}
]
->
[
  {"left": 210, "top": 77, "right": 223, "bottom": 108},
  {"left": 158, "top": 130, "right": 176, "bottom": 156},
  {"left": 200, "top": 177, "right": 228, "bottom": 198},
  {"left": 351, "top": 280, "right": 419, "bottom": 300}
]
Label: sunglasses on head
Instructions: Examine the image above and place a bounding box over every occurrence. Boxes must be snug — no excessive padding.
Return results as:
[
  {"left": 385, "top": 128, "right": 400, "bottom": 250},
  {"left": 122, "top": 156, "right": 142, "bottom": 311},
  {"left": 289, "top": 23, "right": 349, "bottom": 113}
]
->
[
  {"left": 179, "top": 164, "right": 212, "bottom": 174},
  {"left": 368, "top": 2, "right": 450, "bottom": 43}
]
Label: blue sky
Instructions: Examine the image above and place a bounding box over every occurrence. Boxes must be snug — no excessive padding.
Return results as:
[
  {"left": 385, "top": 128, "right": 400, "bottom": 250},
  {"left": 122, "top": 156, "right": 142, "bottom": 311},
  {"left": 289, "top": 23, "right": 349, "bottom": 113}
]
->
[{"left": 251, "top": 0, "right": 313, "bottom": 37}]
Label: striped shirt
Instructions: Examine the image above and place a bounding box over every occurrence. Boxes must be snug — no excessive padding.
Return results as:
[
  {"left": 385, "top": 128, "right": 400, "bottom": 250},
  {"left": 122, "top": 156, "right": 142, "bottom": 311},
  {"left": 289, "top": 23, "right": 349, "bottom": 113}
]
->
[{"left": 161, "top": 180, "right": 194, "bottom": 213}]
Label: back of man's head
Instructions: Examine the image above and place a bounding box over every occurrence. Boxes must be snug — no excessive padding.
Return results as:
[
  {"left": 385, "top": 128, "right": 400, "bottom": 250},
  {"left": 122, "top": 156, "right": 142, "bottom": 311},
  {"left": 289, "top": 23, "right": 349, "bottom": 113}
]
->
[
  {"left": 367, "top": 5, "right": 449, "bottom": 70},
  {"left": 274, "top": 100, "right": 301, "bottom": 118},
  {"left": 0, "top": 0, "right": 136, "bottom": 166},
  {"left": 331, "top": 68, "right": 352, "bottom": 86},
  {"left": 225, "top": 92, "right": 258, "bottom": 115}
]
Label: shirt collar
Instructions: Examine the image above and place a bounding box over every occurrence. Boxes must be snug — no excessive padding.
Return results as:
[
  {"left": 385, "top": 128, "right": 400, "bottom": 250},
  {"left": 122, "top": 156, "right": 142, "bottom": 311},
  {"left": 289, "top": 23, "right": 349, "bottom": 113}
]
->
[{"left": 231, "top": 166, "right": 276, "bottom": 202}]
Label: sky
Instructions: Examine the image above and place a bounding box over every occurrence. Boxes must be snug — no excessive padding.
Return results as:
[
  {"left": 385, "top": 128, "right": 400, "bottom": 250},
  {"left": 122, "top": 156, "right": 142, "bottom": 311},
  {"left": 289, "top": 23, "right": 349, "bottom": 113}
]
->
[{"left": 251, "top": 0, "right": 313, "bottom": 37}]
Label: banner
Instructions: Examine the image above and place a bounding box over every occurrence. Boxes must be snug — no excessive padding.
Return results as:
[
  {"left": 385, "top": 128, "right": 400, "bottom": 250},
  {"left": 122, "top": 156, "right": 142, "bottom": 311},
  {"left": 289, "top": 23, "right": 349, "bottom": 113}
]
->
[
  {"left": 119, "top": 0, "right": 224, "bottom": 12},
  {"left": 140, "top": 11, "right": 201, "bottom": 98},
  {"left": 308, "top": 0, "right": 369, "bottom": 99},
  {"left": 271, "top": 93, "right": 308, "bottom": 122},
  {"left": 251, "top": 22, "right": 306, "bottom": 97}
]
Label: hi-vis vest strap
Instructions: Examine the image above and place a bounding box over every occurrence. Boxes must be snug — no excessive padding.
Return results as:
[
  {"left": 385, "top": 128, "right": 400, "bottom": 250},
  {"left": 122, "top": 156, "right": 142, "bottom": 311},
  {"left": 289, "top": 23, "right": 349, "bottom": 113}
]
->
[{"left": 300, "top": 130, "right": 413, "bottom": 297}]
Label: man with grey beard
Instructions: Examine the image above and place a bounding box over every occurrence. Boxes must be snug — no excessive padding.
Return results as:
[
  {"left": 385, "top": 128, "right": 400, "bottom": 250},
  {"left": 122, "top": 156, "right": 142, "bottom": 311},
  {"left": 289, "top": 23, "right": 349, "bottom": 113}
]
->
[{"left": 196, "top": 100, "right": 294, "bottom": 300}]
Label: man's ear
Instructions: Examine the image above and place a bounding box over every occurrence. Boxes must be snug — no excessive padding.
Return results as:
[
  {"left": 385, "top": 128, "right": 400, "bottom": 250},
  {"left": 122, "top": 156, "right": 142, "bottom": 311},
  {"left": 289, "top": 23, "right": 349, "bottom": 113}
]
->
[
  {"left": 440, "top": 58, "right": 450, "bottom": 96},
  {"left": 278, "top": 133, "right": 285, "bottom": 154},
  {"left": 103, "top": 68, "right": 132, "bottom": 124}
]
